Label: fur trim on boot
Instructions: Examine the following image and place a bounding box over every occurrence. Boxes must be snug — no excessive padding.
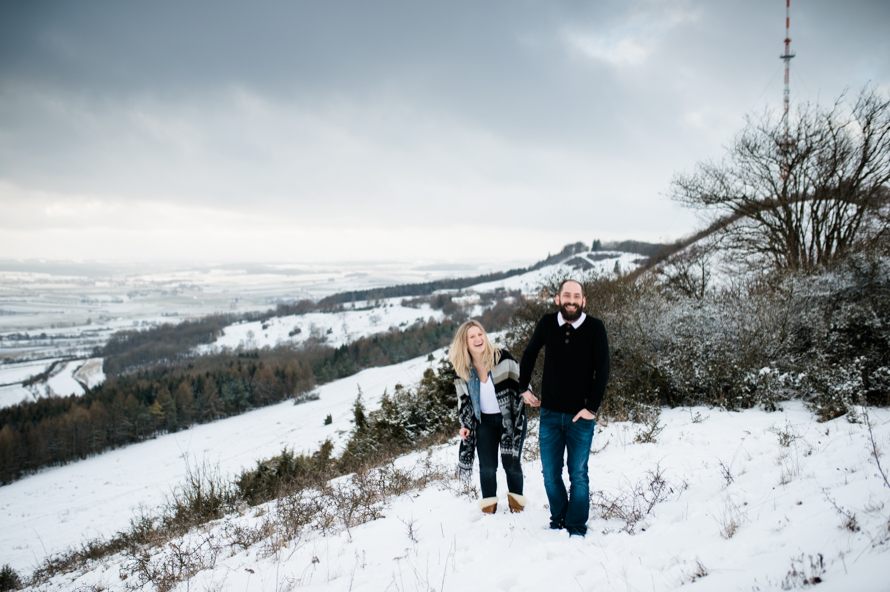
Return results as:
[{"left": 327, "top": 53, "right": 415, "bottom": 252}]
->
[
  {"left": 478, "top": 497, "right": 498, "bottom": 514},
  {"left": 507, "top": 492, "right": 527, "bottom": 513}
]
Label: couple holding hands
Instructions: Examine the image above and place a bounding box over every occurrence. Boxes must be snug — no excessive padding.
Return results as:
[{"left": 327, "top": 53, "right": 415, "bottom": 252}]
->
[{"left": 448, "top": 279, "right": 610, "bottom": 537}]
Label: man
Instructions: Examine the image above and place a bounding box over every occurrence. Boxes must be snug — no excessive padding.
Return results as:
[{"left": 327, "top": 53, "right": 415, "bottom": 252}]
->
[{"left": 519, "top": 278, "right": 610, "bottom": 537}]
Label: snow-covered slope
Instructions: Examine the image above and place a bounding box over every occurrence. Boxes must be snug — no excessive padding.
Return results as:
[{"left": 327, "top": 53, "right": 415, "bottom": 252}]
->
[
  {"left": 0, "top": 351, "right": 442, "bottom": 573},
  {"left": 471, "top": 251, "right": 642, "bottom": 293},
  {"left": 0, "top": 384, "right": 32, "bottom": 409},
  {"left": 19, "top": 402, "right": 890, "bottom": 591}
]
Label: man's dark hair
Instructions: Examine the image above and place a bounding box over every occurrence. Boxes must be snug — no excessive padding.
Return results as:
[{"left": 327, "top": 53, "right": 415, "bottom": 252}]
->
[{"left": 557, "top": 279, "right": 584, "bottom": 294}]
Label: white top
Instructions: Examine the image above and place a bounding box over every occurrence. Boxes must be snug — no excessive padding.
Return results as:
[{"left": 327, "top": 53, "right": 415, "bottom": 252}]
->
[
  {"left": 557, "top": 311, "right": 587, "bottom": 328},
  {"left": 479, "top": 372, "right": 500, "bottom": 414}
]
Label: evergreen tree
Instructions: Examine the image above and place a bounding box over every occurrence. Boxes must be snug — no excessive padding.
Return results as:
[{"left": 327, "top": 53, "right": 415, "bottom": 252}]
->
[{"left": 352, "top": 388, "right": 367, "bottom": 431}]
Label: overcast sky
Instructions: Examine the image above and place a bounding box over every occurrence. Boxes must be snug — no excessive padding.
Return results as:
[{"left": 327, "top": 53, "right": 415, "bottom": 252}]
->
[{"left": 1, "top": 0, "right": 888, "bottom": 266}]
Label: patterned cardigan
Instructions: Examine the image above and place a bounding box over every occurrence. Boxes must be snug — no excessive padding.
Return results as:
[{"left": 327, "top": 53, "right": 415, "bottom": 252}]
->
[{"left": 455, "top": 349, "right": 526, "bottom": 477}]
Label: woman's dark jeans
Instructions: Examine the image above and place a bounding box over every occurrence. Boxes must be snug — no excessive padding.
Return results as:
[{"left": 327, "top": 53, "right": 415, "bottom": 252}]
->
[{"left": 476, "top": 413, "right": 524, "bottom": 498}]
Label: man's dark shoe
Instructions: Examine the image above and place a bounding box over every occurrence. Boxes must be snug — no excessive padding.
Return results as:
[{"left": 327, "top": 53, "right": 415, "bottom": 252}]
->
[
  {"left": 549, "top": 520, "right": 565, "bottom": 530},
  {"left": 567, "top": 527, "right": 586, "bottom": 538}
]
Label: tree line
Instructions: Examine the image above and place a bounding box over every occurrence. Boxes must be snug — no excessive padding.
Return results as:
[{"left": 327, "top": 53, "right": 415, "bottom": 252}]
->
[{"left": 100, "top": 315, "right": 240, "bottom": 376}]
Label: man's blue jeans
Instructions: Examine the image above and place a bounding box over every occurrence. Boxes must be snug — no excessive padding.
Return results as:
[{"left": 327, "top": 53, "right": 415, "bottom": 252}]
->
[{"left": 539, "top": 408, "right": 595, "bottom": 535}]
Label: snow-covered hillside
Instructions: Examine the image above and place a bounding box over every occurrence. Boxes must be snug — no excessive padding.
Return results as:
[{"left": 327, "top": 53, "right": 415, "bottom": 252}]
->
[
  {"left": 196, "top": 300, "right": 445, "bottom": 353},
  {"left": 0, "top": 351, "right": 441, "bottom": 574},
  {"left": 471, "top": 251, "right": 643, "bottom": 293},
  {"left": 15, "top": 399, "right": 890, "bottom": 591}
]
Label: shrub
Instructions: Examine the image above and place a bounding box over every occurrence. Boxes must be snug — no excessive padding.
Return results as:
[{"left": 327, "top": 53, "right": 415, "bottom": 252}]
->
[
  {"left": 0, "top": 565, "right": 22, "bottom": 591},
  {"left": 235, "top": 442, "right": 334, "bottom": 506},
  {"left": 161, "top": 459, "right": 238, "bottom": 532}
]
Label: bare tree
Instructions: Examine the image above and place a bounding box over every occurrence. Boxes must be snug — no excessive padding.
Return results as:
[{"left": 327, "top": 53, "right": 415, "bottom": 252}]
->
[{"left": 671, "top": 86, "right": 890, "bottom": 271}]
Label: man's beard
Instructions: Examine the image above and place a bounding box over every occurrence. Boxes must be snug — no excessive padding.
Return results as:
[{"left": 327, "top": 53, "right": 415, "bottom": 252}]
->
[{"left": 560, "top": 302, "right": 583, "bottom": 322}]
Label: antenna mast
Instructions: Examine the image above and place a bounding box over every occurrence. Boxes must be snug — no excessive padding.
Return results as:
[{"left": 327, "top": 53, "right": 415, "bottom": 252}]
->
[{"left": 780, "top": 0, "right": 795, "bottom": 142}]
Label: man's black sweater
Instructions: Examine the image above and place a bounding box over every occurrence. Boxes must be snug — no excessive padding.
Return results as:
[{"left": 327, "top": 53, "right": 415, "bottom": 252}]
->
[{"left": 519, "top": 312, "right": 610, "bottom": 415}]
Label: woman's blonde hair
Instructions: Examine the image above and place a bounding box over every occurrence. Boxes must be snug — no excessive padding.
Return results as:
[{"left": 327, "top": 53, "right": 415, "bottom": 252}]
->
[{"left": 449, "top": 320, "right": 501, "bottom": 381}]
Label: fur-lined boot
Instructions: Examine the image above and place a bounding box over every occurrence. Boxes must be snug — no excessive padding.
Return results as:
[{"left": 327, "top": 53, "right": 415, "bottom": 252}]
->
[
  {"left": 478, "top": 497, "right": 498, "bottom": 514},
  {"left": 507, "top": 492, "right": 527, "bottom": 513}
]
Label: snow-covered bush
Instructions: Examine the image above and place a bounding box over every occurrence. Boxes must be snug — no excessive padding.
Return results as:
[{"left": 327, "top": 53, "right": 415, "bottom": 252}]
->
[{"left": 507, "top": 251, "right": 890, "bottom": 421}]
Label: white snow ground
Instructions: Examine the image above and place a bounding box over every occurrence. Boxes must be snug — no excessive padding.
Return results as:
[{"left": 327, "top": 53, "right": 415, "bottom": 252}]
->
[
  {"left": 0, "top": 257, "right": 526, "bottom": 341},
  {"left": 0, "top": 384, "right": 33, "bottom": 409},
  {"left": 3, "top": 376, "right": 889, "bottom": 590}
]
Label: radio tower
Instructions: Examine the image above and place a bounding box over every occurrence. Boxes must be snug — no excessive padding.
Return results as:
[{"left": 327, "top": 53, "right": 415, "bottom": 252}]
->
[{"left": 780, "top": 0, "right": 795, "bottom": 143}]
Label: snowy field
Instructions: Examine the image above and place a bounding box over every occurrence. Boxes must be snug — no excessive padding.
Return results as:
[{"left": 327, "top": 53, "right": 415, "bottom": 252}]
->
[
  {"left": 0, "top": 255, "right": 538, "bottom": 406},
  {"left": 0, "top": 262, "right": 480, "bottom": 408},
  {"left": 0, "top": 352, "right": 442, "bottom": 574},
  {"left": 0, "top": 384, "right": 32, "bottom": 409},
  {"left": 0, "top": 359, "right": 58, "bottom": 386},
  {"left": 4, "top": 367, "right": 889, "bottom": 590},
  {"left": 0, "top": 357, "right": 106, "bottom": 408}
]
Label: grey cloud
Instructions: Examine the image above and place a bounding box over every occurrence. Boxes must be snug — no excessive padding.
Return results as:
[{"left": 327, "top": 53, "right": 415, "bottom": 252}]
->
[{"left": 0, "top": 0, "right": 887, "bottom": 259}]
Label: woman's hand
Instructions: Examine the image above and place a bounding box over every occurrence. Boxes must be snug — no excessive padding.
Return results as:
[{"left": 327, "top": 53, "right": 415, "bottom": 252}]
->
[
  {"left": 459, "top": 427, "right": 470, "bottom": 440},
  {"left": 521, "top": 390, "right": 541, "bottom": 407}
]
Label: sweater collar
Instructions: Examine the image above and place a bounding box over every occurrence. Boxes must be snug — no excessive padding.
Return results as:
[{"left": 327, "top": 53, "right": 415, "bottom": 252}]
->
[{"left": 557, "top": 311, "right": 586, "bottom": 329}]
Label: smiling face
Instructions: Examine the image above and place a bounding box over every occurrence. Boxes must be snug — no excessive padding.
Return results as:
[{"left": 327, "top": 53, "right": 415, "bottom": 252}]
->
[
  {"left": 466, "top": 325, "right": 487, "bottom": 361},
  {"left": 555, "top": 280, "right": 586, "bottom": 321}
]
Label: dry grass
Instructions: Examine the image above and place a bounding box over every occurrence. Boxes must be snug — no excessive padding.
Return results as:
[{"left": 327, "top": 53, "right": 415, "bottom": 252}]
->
[
  {"left": 781, "top": 553, "right": 825, "bottom": 589},
  {"left": 716, "top": 497, "right": 746, "bottom": 539},
  {"left": 590, "top": 463, "right": 673, "bottom": 534}
]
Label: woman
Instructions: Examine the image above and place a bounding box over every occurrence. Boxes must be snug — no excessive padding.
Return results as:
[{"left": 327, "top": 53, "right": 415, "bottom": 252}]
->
[{"left": 449, "top": 320, "right": 527, "bottom": 514}]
